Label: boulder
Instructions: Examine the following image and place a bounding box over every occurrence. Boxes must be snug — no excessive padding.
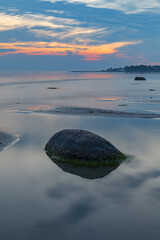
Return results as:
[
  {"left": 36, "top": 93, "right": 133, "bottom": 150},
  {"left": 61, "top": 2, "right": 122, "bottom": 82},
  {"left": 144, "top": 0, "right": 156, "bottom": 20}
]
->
[
  {"left": 135, "top": 76, "right": 146, "bottom": 81},
  {"left": 45, "top": 129, "right": 126, "bottom": 167}
]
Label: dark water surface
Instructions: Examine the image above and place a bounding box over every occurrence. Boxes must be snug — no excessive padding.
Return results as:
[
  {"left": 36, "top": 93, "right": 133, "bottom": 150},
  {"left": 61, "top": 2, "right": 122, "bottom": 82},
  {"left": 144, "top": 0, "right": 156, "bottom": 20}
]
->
[{"left": 0, "top": 71, "right": 160, "bottom": 240}]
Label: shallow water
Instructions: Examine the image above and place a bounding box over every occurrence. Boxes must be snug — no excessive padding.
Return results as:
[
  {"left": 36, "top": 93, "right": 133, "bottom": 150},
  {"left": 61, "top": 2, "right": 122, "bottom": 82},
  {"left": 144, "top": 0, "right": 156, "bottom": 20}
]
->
[
  {"left": 0, "top": 71, "right": 160, "bottom": 240},
  {"left": 0, "top": 71, "right": 160, "bottom": 113}
]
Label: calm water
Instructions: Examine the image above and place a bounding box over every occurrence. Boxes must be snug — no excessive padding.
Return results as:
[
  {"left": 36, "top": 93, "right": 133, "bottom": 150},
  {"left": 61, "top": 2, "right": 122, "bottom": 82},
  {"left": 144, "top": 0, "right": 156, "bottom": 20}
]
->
[{"left": 0, "top": 71, "right": 160, "bottom": 240}]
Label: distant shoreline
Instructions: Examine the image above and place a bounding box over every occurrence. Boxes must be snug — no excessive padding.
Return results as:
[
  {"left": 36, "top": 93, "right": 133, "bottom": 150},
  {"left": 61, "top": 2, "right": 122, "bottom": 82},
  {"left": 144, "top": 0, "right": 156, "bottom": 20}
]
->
[
  {"left": 71, "top": 71, "right": 160, "bottom": 73},
  {"left": 71, "top": 71, "right": 105, "bottom": 72},
  {"left": 72, "top": 64, "right": 160, "bottom": 73}
]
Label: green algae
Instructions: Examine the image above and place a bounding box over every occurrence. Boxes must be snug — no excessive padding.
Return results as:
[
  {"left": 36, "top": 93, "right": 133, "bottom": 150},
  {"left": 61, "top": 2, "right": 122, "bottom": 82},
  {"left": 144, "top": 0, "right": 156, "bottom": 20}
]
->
[{"left": 45, "top": 146, "right": 126, "bottom": 168}]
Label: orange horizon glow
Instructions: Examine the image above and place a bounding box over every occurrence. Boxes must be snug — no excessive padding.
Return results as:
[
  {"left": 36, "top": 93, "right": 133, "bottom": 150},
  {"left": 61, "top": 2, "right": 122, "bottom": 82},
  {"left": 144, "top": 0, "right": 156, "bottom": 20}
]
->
[
  {"left": 0, "top": 40, "right": 141, "bottom": 61},
  {"left": 26, "top": 105, "right": 54, "bottom": 110},
  {"left": 96, "top": 97, "right": 125, "bottom": 101}
]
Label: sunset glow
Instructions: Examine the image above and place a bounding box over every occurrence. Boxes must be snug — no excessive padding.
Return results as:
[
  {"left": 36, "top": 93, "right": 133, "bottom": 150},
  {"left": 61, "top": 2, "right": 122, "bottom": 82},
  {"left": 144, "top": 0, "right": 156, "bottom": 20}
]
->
[
  {"left": 0, "top": 0, "right": 159, "bottom": 70},
  {"left": 0, "top": 41, "right": 140, "bottom": 60}
]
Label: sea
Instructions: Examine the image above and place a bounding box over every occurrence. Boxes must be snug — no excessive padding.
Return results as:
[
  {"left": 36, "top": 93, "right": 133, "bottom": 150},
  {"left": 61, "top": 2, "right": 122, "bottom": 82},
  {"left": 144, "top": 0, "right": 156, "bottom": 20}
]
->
[{"left": 0, "top": 71, "right": 160, "bottom": 240}]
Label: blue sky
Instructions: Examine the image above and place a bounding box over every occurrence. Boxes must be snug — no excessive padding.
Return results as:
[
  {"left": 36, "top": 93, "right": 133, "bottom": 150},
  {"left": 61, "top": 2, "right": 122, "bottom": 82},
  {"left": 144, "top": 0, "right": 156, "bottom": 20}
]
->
[{"left": 0, "top": 0, "right": 159, "bottom": 70}]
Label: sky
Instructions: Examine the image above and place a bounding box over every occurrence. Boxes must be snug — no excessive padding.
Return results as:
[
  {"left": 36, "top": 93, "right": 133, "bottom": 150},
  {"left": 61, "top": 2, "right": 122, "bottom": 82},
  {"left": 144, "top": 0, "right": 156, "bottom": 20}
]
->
[{"left": 0, "top": 0, "right": 160, "bottom": 71}]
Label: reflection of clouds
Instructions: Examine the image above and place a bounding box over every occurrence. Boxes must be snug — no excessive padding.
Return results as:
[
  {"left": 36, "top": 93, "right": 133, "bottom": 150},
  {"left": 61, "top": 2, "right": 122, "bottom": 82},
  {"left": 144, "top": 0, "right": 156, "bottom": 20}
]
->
[
  {"left": 122, "top": 169, "right": 160, "bottom": 188},
  {"left": 47, "top": 188, "right": 69, "bottom": 199},
  {"left": 67, "top": 200, "right": 95, "bottom": 222},
  {"left": 41, "top": 0, "right": 160, "bottom": 14},
  {"left": 150, "top": 187, "right": 160, "bottom": 201},
  {"left": 36, "top": 196, "right": 95, "bottom": 239},
  {"left": 38, "top": 166, "right": 160, "bottom": 239},
  {"left": 46, "top": 182, "right": 83, "bottom": 199},
  {"left": 105, "top": 190, "right": 129, "bottom": 205},
  {"left": 98, "top": 167, "right": 160, "bottom": 207}
]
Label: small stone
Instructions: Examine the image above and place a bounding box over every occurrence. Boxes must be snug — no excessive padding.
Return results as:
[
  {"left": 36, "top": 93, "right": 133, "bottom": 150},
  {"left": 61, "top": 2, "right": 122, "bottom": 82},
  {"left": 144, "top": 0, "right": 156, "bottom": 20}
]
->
[
  {"left": 47, "top": 87, "right": 58, "bottom": 89},
  {"left": 135, "top": 77, "right": 146, "bottom": 81},
  {"left": 118, "top": 104, "right": 128, "bottom": 106}
]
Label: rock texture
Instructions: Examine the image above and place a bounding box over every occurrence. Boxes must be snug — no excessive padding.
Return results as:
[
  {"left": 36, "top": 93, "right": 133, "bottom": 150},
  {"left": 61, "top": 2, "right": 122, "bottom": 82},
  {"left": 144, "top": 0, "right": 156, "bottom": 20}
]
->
[{"left": 45, "top": 129, "right": 126, "bottom": 167}]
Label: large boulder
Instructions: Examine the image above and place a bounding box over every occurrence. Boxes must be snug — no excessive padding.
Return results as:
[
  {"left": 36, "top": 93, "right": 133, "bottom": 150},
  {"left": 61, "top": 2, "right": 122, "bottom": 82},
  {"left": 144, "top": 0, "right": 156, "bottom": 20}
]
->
[{"left": 45, "top": 129, "right": 126, "bottom": 167}]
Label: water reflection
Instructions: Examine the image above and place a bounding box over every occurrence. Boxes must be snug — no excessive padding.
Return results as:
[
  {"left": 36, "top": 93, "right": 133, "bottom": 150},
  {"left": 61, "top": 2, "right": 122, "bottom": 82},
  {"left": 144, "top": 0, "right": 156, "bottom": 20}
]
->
[
  {"left": 0, "top": 71, "right": 113, "bottom": 83},
  {"left": 0, "top": 113, "right": 160, "bottom": 240},
  {"left": 0, "top": 71, "right": 160, "bottom": 240},
  {"left": 120, "top": 169, "right": 160, "bottom": 189},
  {"left": 53, "top": 161, "right": 118, "bottom": 179},
  {"left": 150, "top": 187, "right": 160, "bottom": 201},
  {"left": 36, "top": 196, "right": 96, "bottom": 240}
]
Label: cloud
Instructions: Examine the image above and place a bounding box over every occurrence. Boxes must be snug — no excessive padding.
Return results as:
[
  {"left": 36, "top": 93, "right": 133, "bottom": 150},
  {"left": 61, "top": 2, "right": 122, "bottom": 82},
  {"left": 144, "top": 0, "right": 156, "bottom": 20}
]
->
[
  {"left": 0, "top": 11, "right": 105, "bottom": 44},
  {"left": 0, "top": 40, "right": 141, "bottom": 60},
  {"left": 41, "top": 0, "right": 160, "bottom": 14},
  {"left": 31, "top": 27, "right": 105, "bottom": 41},
  {"left": 0, "top": 12, "right": 80, "bottom": 32},
  {"left": 45, "top": 10, "right": 65, "bottom": 14},
  {"left": 0, "top": 8, "right": 142, "bottom": 63}
]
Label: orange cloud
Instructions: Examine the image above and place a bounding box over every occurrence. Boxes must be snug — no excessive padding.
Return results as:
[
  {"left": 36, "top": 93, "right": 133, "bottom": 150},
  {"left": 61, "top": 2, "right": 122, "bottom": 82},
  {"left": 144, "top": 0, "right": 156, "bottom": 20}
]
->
[
  {"left": 0, "top": 40, "right": 141, "bottom": 60},
  {"left": 83, "top": 55, "right": 104, "bottom": 61}
]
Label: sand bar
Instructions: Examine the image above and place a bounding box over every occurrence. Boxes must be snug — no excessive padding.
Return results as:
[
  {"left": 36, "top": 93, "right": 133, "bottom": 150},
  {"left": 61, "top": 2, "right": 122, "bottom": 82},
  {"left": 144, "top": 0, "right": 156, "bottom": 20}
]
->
[
  {"left": 0, "top": 131, "right": 18, "bottom": 152},
  {"left": 34, "top": 106, "right": 160, "bottom": 119}
]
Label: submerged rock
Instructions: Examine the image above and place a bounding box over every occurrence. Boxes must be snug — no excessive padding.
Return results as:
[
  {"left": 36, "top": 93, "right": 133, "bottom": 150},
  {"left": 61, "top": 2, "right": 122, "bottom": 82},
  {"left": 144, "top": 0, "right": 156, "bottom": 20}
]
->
[
  {"left": 135, "top": 76, "right": 146, "bottom": 81},
  {"left": 45, "top": 129, "right": 126, "bottom": 167}
]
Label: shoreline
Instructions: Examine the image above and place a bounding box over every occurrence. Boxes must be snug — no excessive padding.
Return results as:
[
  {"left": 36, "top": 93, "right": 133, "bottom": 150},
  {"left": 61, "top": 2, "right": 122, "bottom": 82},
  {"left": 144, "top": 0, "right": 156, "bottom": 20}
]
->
[
  {"left": 0, "top": 131, "right": 19, "bottom": 153},
  {"left": 33, "top": 106, "right": 160, "bottom": 119}
]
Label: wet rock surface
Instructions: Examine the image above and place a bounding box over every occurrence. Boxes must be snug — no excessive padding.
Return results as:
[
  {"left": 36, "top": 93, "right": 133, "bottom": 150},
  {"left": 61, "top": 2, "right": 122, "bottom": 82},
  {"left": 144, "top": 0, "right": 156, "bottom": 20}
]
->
[{"left": 45, "top": 129, "right": 126, "bottom": 167}]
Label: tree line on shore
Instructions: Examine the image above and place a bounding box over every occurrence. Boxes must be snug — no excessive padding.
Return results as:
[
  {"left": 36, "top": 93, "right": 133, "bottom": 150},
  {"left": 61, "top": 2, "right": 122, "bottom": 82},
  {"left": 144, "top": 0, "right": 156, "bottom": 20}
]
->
[{"left": 104, "top": 65, "right": 160, "bottom": 72}]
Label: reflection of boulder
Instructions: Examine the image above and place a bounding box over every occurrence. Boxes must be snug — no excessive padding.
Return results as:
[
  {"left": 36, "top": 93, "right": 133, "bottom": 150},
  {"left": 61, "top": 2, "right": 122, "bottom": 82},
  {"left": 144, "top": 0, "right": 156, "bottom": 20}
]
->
[
  {"left": 135, "top": 77, "right": 146, "bottom": 81},
  {"left": 45, "top": 129, "right": 126, "bottom": 167},
  {"left": 54, "top": 161, "right": 118, "bottom": 179}
]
